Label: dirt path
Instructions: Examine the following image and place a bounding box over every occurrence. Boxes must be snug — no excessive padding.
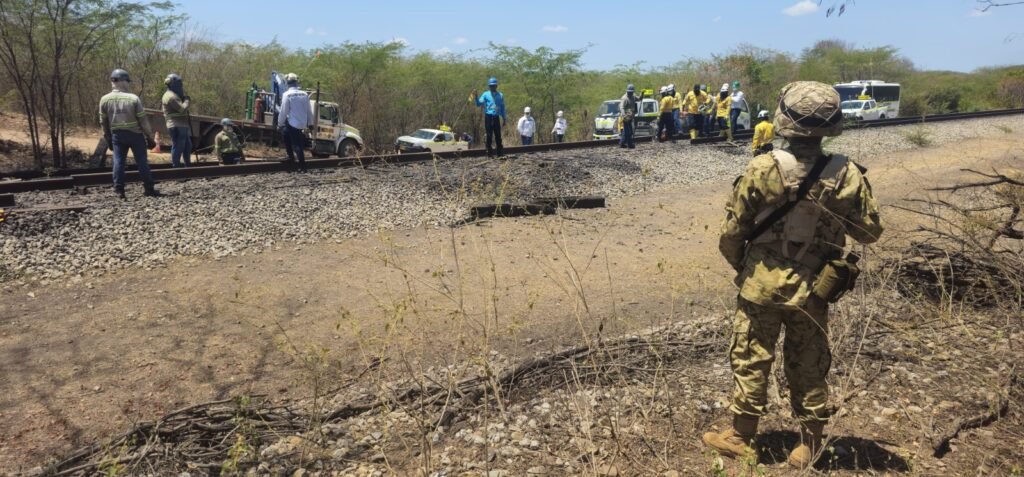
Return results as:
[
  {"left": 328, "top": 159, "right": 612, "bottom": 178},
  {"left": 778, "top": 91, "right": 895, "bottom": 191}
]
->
[{"left": 1, "top": 136, "right": 1021, "bottom": 472}]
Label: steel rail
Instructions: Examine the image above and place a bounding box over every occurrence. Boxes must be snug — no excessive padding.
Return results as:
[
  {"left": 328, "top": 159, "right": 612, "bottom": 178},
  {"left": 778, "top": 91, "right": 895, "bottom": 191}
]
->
[{"left": 2, "top": 108, "right": 1022, "bottom": 195}]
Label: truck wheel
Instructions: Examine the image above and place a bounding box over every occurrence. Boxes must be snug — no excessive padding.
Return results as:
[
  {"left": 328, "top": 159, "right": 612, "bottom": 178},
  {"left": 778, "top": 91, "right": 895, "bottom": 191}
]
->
[
  {"left": 337, "top": 139, "right": 359, "bottom": 158},
  {"left": 879, "top": 114, "right": 886, "bottom": 120}
]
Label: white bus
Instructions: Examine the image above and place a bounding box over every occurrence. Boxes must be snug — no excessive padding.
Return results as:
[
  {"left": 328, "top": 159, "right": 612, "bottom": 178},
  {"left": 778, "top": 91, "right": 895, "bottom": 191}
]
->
[{"left": 834, "top": 80, "right": 901, "bottom": 119}]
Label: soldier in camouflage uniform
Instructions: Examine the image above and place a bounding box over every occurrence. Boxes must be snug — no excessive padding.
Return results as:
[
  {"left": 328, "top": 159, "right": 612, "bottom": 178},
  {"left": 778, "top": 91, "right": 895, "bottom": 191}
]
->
[{"left": 703, "top": 81, "right": 884, "bottom": 468}]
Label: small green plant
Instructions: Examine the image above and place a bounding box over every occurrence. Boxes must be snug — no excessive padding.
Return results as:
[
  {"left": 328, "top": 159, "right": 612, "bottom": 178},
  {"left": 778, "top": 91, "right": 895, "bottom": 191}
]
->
[
  {"left": 902, "top": 126, "right": 933, "bottom": 147},
  {"left": 221, "top": 434, "right": 253, "bottom": 475},
  {"left": 996, "top": 124, "right": 1013, "bottom": 134}
]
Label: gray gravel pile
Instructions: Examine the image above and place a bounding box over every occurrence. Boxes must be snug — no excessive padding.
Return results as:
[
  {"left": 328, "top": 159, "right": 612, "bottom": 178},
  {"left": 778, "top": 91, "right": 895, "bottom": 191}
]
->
[{"left": 2, "top": 115, "right": 1020, "bottom": 283}]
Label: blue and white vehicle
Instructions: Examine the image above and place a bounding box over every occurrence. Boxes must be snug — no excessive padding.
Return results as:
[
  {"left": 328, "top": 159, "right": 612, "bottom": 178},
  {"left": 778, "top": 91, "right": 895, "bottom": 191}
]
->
[{"left": 834, "top": 80, "right": 901, "bottom": 120}]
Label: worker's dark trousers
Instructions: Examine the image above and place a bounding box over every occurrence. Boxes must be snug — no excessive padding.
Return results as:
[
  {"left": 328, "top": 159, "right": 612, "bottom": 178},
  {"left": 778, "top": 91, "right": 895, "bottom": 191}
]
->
[
  {"left": 169, "top": 126, "right": 192, "bottom": 168},
  {"left": 111, "top": 130, "right": 153, "bottom": 189},
  {"left": 620, "top": 120, "right": 635, "bottom": 148},
  {"left": 730, "top": 108, "right": 742, "bottom": 136},
  {"left": 281, "top": 127, "right": 295, "bottom": 160},
  {"left": 484, "top": 114, "right": 503, "bottom": 157},
  {"left": 285, "top": 125, "right": 306, "bottom": 167},
  {"left": 658, "top": 112, "right": 675, "bottom": 141}
]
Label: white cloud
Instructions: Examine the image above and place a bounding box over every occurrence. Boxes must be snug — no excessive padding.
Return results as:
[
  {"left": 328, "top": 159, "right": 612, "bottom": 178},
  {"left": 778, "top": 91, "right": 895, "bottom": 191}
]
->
[
  {"left": 389, "top": 37, "right": 409, "bottom": 46},
  {"left": 453, "top": 36, "right": 468, "bottom": 45},
  {"left": 542, "top": 25, "right": 569, "bottom": 33},
  {"left": 782, "top": 0, "right": 819, "bottom": 16},
  {"left": 304, "top": 26, "right": 327, "bottom": 37},
  {"left": 713, "top": 16, "right": 722, "bottom": 22},
  {"left": 969, "top": 9, "right": 992, "bottom": 17},
  {"left": 500, "top": 38, "right": 518, "bottom": 45},
  {"left": 433, "top": 47, "right": 452, "bottom": 55}
]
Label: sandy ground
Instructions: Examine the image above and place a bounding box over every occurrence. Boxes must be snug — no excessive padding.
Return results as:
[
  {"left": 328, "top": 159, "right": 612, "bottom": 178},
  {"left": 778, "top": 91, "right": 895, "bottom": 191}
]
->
[{"left": 0, "top": 134, "right": 1022, "bottom": 472}]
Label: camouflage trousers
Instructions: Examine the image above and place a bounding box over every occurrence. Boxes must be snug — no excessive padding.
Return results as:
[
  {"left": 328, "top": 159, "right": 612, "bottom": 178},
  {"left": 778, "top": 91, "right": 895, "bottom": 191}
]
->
[{"left": 728, "top": 296, "right": 832, "bottom": 423}]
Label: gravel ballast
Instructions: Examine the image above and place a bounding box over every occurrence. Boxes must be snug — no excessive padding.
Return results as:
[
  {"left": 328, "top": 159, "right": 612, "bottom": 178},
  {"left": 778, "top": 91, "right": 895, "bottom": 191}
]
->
[{"left": 2, "top": 115, "right": 1021, "bottom": 284}]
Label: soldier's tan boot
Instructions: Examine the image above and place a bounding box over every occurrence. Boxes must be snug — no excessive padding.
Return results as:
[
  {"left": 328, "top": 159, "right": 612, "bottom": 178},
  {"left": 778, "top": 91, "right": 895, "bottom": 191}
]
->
[
  {"left": 702, "top": 415, "right": 758, "bottom": 459},
  {"left": 787, "top": 421, "right": 825, "bottom": 469}
]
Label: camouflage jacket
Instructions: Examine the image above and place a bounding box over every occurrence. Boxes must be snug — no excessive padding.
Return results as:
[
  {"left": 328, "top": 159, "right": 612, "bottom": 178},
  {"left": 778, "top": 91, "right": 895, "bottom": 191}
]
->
[{"left": 719, "top": 146, "right": 883, "bottom": 308}]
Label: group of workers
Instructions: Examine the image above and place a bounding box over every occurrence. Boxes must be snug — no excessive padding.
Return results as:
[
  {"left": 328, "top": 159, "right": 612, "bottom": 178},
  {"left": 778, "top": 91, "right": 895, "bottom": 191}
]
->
[
  {"left": 654, "top": 81, "right": 757, "bottom": 141},
  {"left": 471, "top": 77, "right": 569, "bottom": 156},
  {"left": 99, "top": 68, "right": 316, "bottom": 198}
]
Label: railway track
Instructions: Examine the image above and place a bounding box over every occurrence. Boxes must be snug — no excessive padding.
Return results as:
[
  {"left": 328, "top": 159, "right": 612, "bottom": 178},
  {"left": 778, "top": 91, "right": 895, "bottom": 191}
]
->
[{"left": 1, "top": 108, "right": 1022, "bottom": 195}]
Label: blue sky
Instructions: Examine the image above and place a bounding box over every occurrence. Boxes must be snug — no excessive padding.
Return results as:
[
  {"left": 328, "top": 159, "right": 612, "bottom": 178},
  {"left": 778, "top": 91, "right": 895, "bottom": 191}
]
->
[{"left": 176, "top": 0, "right": 1022, "bottom": 72}]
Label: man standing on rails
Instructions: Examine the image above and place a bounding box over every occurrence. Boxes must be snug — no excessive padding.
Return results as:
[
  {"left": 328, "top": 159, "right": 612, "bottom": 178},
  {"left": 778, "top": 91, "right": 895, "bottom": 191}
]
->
[
  {"left": 517, "top": 107, "right": 536, "bottom": 145},
  {"left": 618, "top": 84, "right": 639, "bottom": 149},
  {"left": 551, "top": 111, "right": 567, "bottom": 143},
  {"left": 161, "top": 73, "right": 192, "bottom": 168},
  {"left": 681, "top": 84, "right": 710, "bottom": 140},
  {"left": 729, "top": 80, "right": 747, "bottom": 139},
  {"left": 472, "top": 77, "right": 507, "bottom": 157},
  {"left": 100, "top": 69, "right": 160, "bottom": 199},
  {"left": 278, "top": 73, "right": 314, "bottom": 172},
  {"left": 704, "top": 81, "right": 883, "bottom": 468}
]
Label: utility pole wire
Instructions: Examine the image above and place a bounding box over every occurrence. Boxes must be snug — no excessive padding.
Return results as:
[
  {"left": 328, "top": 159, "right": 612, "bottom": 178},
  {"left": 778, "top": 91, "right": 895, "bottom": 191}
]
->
[{"left": 978, "top": 0, "right": 1024, "bottom": 11}]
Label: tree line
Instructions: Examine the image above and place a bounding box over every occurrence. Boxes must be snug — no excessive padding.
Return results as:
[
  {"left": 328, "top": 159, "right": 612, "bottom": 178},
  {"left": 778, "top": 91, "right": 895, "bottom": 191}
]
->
[{"left": 2, "top": 1, "right": 1023, "bottom": 169}]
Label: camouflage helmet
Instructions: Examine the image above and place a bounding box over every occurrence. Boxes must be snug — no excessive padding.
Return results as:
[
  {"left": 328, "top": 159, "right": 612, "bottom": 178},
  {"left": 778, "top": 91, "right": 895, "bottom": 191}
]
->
[{"left": 773, "top": 81, "right": 843, "bottom": 138}]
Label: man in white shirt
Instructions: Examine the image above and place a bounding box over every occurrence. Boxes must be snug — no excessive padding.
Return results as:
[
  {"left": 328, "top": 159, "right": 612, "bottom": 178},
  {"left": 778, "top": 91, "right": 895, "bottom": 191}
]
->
[
  {"left": 517, "top": 107, "right": 536, "bottom": 145},
  {"left": 551, "top": 111, "right": 567, "bottom": 143},
  {"left": 277, "top": 73, "right": 315, "bottom": 171},
  {"left": 730, "top": 80, "right": 748, "bottom": 139}
]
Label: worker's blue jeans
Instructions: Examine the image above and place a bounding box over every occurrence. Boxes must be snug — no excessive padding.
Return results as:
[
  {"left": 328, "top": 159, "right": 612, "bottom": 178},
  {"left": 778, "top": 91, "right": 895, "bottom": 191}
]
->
[
  {"left": 620, "top": 120, "right": 635, "bottom": 148},
  {"left": 521, "top": 135, "right": 533, "bottom": 145},
  {"left": 285, "top": 125, "right": 306, "bottom": 166},
  {"left": 169, "top": 126, "right": 192, "bottom": 168},
  {"left": 111, "top": 130, "right": 153, "bottom": 188},
  {"left": 730, "top": 108, "right": 742, "bottom": 136},
  {"left": 673, "top": 109, "right": 682, "bottom": 132}
]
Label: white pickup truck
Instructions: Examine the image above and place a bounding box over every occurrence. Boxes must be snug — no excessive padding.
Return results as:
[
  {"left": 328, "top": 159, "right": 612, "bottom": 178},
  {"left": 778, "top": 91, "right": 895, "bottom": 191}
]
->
[
  {"left": 395, "top": 128, "right": 469, "bottom": 153},
  {"left": 841, "top": 98, "right": 889, "bottom": 121}
]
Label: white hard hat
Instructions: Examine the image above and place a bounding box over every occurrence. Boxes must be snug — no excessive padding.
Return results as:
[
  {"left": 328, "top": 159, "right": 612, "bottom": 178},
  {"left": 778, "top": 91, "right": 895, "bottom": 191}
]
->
[
  {"left": 556, "top": 111, "right": 564, "bottom": 118},
  {"left": 721, "top": 83, "right": 729, "bottom": 92},
  {"left": 659, "top": 86, "right": 667, "bottom": 94},
  {"left": 758, "top": 110, "right": 769, "bottom": 119},
  {"left": 668, "top": 84, "right": 675, "bottom": 91},
  {"left": 524, "top": 106, "right": 531, "bottom": 114}
]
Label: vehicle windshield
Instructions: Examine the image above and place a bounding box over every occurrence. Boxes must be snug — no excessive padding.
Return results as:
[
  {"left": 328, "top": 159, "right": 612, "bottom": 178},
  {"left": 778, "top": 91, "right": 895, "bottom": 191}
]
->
[
  {"left": 410, "top": 130, "right": 435, "bottom": 139},
  {"left": 841, "top": 101, "right": 865, "bottom": 110},
  {"left": 597, "top": 102, "right": 620, "bottom": 116}
]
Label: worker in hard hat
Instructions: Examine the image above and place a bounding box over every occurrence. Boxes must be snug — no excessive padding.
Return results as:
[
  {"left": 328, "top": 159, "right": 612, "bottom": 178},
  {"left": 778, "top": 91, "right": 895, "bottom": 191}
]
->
[
  {"left": 100, "top": 69, "right": 160, "bottom": 199},
  {"left": 278, "top": 72, "right": 314, "bottom": 171},
  {"left": 619, "top": 84, "right": 640, "bottom": 149},
  {"left": 682, "top": 84, "right": 710, "bottom": 140},
  {"left": 214, "top": 118, "right": 246, "bottom": 165},
  {"left": 701, "top": 85, "right": 715, "bottom": 137},
  {"left": 670, "top": 84, "right": 683, "bottom": 133},
  {"left": 472, "top": 77, "right": 507, "bottom": 157},
  {"left": 716, "top": 84, "right": 732, "bottom": 139},
  {"left": 551, "top": 111, "right": 567, "bottom": 143},
  {"left": 161, "top": 73, "right": 192, "bottom": 168},
  {"left": 657, "top": 87, "right": 676, "bottom": 142},
  {"left": 517, "top": 106, "right": 536, "bottom": 145},
  {"left": 751, "top": 110, "right": 775, "bottom": 156},
  {"left": 730, "top": 80, "right": 747, "bottom": 138}
]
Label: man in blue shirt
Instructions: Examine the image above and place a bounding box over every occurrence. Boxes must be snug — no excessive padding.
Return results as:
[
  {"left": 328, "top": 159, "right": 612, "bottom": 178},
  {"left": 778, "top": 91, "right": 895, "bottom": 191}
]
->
[{"left": 472, "top": 77, "right": 506, "bottom": 157}]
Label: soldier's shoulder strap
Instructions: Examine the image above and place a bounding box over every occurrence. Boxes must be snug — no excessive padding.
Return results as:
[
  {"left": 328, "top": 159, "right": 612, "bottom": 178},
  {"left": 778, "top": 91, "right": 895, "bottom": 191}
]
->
[{"left": 745, "top": 152, "right": 833, "bottom": 242}]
